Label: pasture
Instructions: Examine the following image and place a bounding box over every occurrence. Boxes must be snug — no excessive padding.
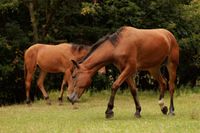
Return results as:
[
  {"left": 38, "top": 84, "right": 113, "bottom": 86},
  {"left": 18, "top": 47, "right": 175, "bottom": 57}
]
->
[{"left": 0, "top": 89, "right": 200, "bottom": 133}]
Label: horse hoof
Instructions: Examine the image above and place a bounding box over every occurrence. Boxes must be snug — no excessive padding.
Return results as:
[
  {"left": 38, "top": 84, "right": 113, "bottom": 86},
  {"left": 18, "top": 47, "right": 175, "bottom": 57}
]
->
[
  {"left": 46, "top": 100, "right": 51, "bottom": 105},
  {"left": 72, "top": 105, "right": 79, "bottom": 110},
  {"left": 58, "top": 102, "right": 63, "bottom": 106},
  {"left": 134, "top": 112, "right": 141, "bottom": 118},
  {"left": 58, "top": 97, "right": 62, "bottom": 101},
  {"left": 58, "top": 101, "right": 63, "bottom": 106},
  {"left": 168, "top": 112, "right": 175, "bottom": 116},
  {"left": 161, "top": 106, "right": 168, "bottom": 115},
  {"left": 105, "top": 111, "right": 114, "bottom": 119},
  {"left": 26, "top": 103, "right": 32, "bottom": 107},
  {"left": 26, "top": 99, "right": 31, "bottom": 104}
]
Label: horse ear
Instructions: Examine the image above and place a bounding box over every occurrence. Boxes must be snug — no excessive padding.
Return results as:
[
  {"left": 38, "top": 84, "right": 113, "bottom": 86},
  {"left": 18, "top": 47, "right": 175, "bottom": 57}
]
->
[{"left": 71, "top": 60, "right": 80, "bottom": 69}]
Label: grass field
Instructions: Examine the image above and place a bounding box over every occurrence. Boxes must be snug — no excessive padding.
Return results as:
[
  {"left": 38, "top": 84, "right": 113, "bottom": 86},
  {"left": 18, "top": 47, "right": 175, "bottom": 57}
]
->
[{"left": 0, "top": 90, "right": 200, "bottom": 133}]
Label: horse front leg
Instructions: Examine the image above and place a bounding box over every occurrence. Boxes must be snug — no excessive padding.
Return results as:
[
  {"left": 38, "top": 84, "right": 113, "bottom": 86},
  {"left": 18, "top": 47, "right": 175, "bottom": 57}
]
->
[
  {"left": 105, "top": 89, "right": 117, "bottom": 118},
  {"left": 58, "top": 79, "right": 66, "bottom": 105},
  {"left": 105, "top": 66, "right": 133, "bottom": 118}
]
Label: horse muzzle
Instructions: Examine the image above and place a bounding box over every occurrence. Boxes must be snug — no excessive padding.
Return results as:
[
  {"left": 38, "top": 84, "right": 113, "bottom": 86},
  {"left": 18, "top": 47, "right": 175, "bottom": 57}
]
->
[{"left": 67, "top": 92, "right": 78, "bottom": 104}]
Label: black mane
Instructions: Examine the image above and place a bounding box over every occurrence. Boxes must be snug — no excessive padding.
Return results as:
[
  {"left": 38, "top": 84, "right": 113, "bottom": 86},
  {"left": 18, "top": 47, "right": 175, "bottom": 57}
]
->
[
  {"left": 71, "top": 43, "right": 90, "bottom": 52},
  {"left": 78, "top": 27, "right": 124, "bottom": 63}
]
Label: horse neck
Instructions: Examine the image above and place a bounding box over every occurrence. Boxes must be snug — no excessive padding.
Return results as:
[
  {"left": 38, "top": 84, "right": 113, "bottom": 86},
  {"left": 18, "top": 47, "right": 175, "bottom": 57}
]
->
[
  {"left": 81, "top": 42, "right": 114, "bottom": 76},
  {"left": 74, "top": 48, "right": 90, "bottom": 61}
]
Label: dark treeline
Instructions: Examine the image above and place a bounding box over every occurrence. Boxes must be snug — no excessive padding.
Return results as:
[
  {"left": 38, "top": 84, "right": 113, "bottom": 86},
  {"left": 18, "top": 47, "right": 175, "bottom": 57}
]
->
[{"left": 0, "top": 0, "right": 199, "bottom": 105}]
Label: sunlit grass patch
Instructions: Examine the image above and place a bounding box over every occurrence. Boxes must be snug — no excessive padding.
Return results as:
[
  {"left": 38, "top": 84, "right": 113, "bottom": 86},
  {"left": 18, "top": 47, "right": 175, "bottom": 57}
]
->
[{"left": 0, "top": 90, "right": 200, "bottom": 133}]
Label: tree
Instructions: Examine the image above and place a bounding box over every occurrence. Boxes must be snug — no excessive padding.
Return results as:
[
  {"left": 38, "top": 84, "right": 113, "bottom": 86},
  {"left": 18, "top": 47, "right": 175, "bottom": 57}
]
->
[
  {"left": 24, "top": 0, "right": 39, "bottom": 42},
  {"left": 0, "top": 0, "right": 199, "bottom": 105}
]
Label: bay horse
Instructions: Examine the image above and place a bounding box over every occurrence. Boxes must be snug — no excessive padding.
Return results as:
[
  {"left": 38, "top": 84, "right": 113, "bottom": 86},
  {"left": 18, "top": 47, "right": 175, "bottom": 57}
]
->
[
  {"left": 68, "top": 26, "right": 179, "bottom": 118},
  {"left": 24, "top": 43, "right": 106, "bottom": 105}
]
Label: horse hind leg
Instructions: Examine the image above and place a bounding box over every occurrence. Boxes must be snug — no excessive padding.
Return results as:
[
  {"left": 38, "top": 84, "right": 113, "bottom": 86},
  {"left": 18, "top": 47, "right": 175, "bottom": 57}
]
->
[
  {"left": 37, "top": 71, "right": 51, "bottom": 105},
  {"left": 167, "top": 62, "right": 177, "bottom": 115},
  {"left": 126, "top": 77, "right": 141, "bottom": 118},
  {"left": 25, "top": 71, "right": 33, "bottom": 105},
  {"left": 24, "top": 60, "right": 36, "bottom": 105},
  {"left": 149, "top": 68, "right": 168, "bottom": 115}
]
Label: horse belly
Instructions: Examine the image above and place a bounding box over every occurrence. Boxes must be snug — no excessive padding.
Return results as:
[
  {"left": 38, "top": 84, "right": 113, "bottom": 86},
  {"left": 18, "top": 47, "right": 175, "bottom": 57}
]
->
[
  {"left": 37, "top": 54, "right": 68, "bottom": 73},
  {"left": 136, "top": 50, "right": 168, "bottom": 70}
]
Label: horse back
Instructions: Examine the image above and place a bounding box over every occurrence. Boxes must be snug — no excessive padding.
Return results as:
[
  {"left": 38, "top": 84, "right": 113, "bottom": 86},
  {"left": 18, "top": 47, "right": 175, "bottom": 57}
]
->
[{"left": 114, "top": 27, "right": 179, "bottom": 70}]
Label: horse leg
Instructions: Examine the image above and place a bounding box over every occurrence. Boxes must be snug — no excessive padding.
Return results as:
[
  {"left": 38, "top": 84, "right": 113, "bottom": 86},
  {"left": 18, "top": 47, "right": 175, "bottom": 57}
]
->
[
  {"left": 24, "top": 60, "right": 36, "bottom": 105},
  {"left": 37, "top": 71, "right": 51, "bottom": 105},
  {"left": 149, "top": 68, "right": 168, "bottom": 115},
  {"left": 105, "top": 65, "right": 134, "bottom": 118},
  {"left": 58, "top": 79, "right": 66, "bottom": 105},
  {"left": 167, "top": 62, "right": 177, "bottom": 115},
  {"left": 58, "top": 69, "right": 72, "bottom": 104},
  {"left": 126, "top": 78, "right": 141, "bottom": 118},
  {"left": 58, "top": 74, "right": 69, "bottom": 105},
  {"left": 25, "top": 71, "right": 33, "bottom": 104}
]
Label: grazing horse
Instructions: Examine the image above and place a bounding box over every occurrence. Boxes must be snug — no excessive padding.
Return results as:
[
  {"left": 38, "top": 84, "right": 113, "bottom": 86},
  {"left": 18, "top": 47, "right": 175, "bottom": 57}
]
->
[
  {"left": 68, "top": 26, "right": 179, "bottom": 118},
  {"left": 24, "top": 43, "right": 106, "bottom": 105}
]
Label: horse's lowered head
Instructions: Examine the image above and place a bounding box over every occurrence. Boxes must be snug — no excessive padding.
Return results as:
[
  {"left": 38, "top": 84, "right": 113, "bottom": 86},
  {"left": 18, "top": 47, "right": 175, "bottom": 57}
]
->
[{"left": 67, "top": 60, "right": 92, "bottom": 104}]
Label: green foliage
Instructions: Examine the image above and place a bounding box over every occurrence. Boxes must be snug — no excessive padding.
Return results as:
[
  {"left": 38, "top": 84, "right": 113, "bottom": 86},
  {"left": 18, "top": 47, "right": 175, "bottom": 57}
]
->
[
  {"left": 0, "top": 22, "right": 29, "bottom": 105},
  {"left": 0, "top": 0, "right": 199, "bottom": 104},
  {"left": 81, "top": 2, "right": 101, "bottom": 15},
  {"left": 0, "top": 0, "right": 20, "bottom": 13},
  {"left": 178, "top": 34, "right": 200, "bottom": 87},
  {"left": 175, "top": 0, "right": 200, "bottom": 87}
]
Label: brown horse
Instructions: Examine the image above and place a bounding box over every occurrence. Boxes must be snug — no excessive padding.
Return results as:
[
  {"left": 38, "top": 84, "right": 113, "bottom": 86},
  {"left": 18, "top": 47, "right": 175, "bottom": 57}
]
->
[
  {"left": 24, "top": 43, "right": 106, "bottom": 105},
  {"left": 68, "top": 26, "right": 179, "bottom": 118}
]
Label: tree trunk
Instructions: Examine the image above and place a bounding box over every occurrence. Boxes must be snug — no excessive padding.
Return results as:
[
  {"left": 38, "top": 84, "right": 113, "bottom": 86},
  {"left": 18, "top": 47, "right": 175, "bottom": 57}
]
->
[
  {"left": 27, "top": 0, "right": 39, "bottom": 42},
  {"left": 42, "top": 0, "right": 62, "bottom": 38}
]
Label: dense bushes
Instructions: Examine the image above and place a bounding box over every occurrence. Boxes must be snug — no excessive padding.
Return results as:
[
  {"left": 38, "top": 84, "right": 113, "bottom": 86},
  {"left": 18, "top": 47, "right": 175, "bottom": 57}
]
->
[{"left": 0, "top": 0, "right": 199, "bottom": 105}]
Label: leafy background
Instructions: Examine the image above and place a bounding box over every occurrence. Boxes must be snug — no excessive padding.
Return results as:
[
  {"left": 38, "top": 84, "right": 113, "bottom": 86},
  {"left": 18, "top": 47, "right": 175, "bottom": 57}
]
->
[{"left": 0, "top": 0, "right": 199, "bottom": 105}]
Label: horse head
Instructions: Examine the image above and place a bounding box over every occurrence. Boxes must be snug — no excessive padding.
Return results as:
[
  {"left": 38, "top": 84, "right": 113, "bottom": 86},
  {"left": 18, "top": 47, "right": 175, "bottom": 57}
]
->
[{"left": 67, "top": 60, "right": 92, "bottom": 104}]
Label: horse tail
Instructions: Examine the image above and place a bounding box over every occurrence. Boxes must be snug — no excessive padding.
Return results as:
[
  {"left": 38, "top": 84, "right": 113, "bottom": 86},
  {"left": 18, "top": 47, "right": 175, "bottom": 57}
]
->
[
  {"left": 168, "top": 32, "right": 179, "bottom": 66},
  {"left": 166, "top": 32, "right": 179, "bottom": 93}
]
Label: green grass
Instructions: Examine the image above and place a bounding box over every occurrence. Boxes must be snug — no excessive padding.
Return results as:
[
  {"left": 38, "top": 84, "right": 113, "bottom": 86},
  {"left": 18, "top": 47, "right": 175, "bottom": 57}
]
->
[{"left": 0, "top": 90, "right": 200, "bottom": 133}]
